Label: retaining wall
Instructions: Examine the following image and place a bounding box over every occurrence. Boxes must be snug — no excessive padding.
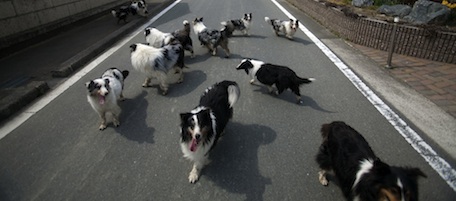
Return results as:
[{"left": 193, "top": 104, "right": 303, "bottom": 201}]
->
[
  {"left": 287, "top": 0, "right": 456, "bottom": 64},
  {"left": 0, "top": 0, "right": 125, "bottom": 50}
]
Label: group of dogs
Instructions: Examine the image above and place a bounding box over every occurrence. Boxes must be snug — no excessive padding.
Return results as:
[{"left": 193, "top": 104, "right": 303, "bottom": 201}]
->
[{"left": 87, "top": 9, "right": 427, "bottom": 200}]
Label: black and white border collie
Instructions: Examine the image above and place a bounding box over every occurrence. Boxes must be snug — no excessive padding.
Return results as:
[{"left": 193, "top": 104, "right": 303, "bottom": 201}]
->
[
  {"left": 130, "top": 43, "right": 184, "bottom": 95},
  {"left": 316, "top": 121, "right": 427, "bottom": 201},
  {"left": 221, "top": 13, "right": 253, "bottom": 37},
  {"left": 192, "top": 17, "right": 230, "bottom": 57},
  {"left": 264, "top": 17, "right": 299, "bottom": 40},
  {"left": 179, "top": 81, "right": 240, "bottom": 183},
  {"left": 236, "top": 59, "right": 314, "bottom": 104},
  {"left": 172, "top": 20, "right": 194, "bottom": 58},
  {"left": 144, "top": 27, "right": 175, "bottom": 48},
  {"left": 86, "top": 68, "right": 129, "bottom": 130}
]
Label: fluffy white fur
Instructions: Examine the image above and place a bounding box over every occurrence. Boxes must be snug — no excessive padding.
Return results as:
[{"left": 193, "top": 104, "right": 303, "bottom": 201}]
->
[
  {"left": 130, "top": 43, "right": 183, "bottom": 95},
  {"left": 86, "top": 68, "right": 128, "bottom": 130},
  {"left": 144, "top": 27, "right": 174, "bottom": 48}
]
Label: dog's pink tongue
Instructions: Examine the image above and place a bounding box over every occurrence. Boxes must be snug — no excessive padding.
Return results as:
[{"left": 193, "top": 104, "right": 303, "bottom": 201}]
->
[
  {"left": 99, "top": 95, "right": 106, "bottom": 105},
  {"left": 190, "top": 139, "right": 197, "bottom": 152}
]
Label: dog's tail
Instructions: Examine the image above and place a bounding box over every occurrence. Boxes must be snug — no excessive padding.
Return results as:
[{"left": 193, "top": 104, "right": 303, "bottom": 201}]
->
[
  {"left": 295, "top": 76, "right": 315, "bottom": 85},
  {"left": 264, "top": 16, "right": 271, "bottom": 23},
  {"left": 226, "top": 81, "right": 240, "bottom": 108}
]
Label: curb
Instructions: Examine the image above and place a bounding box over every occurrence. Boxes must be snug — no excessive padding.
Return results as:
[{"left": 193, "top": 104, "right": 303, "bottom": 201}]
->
[
  {"left": 0, "top": 81, "right": 49, "bottom": 122},
  {"left": 0, "top": 0, "right": 175, "bottom": 123}
]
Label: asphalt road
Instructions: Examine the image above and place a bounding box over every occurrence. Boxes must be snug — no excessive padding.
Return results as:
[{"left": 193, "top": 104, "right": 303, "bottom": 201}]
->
[{"left": 0, "top": 0, "right": 455, "bottom": 200}]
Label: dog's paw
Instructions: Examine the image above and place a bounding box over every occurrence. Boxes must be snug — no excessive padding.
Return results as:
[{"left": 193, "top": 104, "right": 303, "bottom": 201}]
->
[
  {"left": 188, "top": 171, "right": 199, "bottom": 183},
  {"left": 113, "top": 120, "right": 120, "bottom": 127},
  {"left": 99, "top": 124, "right": 107, "bottom": 130},
  {"left": 249, "top": 79, "right": 255, "bottom": 84},
  {"left": 318, "top": 171, "right": 329, "bottom": 186}
]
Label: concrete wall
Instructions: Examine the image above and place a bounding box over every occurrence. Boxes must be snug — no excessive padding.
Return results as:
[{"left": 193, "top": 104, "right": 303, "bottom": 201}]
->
[{"left": 0, "top": 0, "right": 126, "bottom": 50}]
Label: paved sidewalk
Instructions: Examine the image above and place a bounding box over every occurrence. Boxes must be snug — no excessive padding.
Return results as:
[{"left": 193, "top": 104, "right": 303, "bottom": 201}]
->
[{"left": 353, "top": 44, "right": 456, "bottom": 119}]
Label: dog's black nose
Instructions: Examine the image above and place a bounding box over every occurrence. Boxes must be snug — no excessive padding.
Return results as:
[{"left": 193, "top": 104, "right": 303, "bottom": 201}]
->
[{"left": 195, "top": 134, "right": 201, "bottom": 140}]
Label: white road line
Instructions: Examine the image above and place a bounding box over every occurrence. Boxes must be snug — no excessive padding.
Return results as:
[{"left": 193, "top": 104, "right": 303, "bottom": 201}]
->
[
  {"left": 269, "top": 0, "right": 456, "bottom": 191},
  {"left": 0, "top": 0, "right": 182, "bottom": 139}
]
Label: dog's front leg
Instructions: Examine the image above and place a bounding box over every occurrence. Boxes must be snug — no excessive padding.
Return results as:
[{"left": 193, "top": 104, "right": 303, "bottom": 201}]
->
[
  {"left": 99, "top": 112, "right": 107, "bottom": 130},
  {"left": 318, "top": 170, "right": 329, "bottom": 186},
  {"left": 189, "top": 161, "right": 204, "bottom": 183}
]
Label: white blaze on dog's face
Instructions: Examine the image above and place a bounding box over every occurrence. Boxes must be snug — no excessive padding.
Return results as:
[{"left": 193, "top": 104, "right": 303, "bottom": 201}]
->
[
  {"left": 181, "top": 110, "right": 212, "bottom": 152},
  {"left": 290, "top": 19, "right": 299, "bottom": 31}
]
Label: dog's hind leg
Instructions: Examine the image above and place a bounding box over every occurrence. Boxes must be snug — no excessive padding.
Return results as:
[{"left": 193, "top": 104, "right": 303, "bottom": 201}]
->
[
  {"left": 290, "top": 85, "right": 303, "bottom": 104},
  {"left": 220, "top": 41, "right": 230, "bottom": 58},
  {"left": 142, "top": 77, "right": 151, "bottom": 87},
  {"left": 316, "top": 143, "right": 331, "bottom": 186},
  {"left": 112, "top": 105, "right": 121, "bottom": 127},
  {"left": 175, "top": 68, "right": 184, "bottom": 83}
]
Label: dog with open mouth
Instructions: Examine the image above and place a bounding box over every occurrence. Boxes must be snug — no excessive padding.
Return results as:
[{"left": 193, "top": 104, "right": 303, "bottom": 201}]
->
[
  {"left": 179, "top": 80, "right": 240, "bottom": 183},
  {"left": 86, "top": 68, "right": 129, "bottom": 130}
]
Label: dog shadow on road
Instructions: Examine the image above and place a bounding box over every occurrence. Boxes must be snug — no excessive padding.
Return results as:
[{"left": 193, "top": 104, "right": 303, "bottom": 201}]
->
[
  {"left": 204, "top": 122, "right": 277, "bottom": 201},
  {"left": 115, "top": 90, "right": 155, "bottom": 143},
  {"left": 252, "top": 87, "right": 334, "bottom": 113}
]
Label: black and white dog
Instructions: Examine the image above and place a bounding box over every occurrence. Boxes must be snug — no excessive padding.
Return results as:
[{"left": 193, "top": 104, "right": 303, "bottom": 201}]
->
[
  {"left": 221, "top": 13, "right": 253, "bottom": 37},
  {"left": 130, "top": 43, "right": 184, "bottom": 95},
  {"left": 193, "top": 17, "right": 230, "bottom": 57},
  {"left": 264, "top": 17, "right": 299, "bottom": 40},
  {"left": 179, "top": 81, "right": 240, "bottom": 183},
  {"left": 236, "top": 59, "right": 314, "bottom": 104},
  {"left": 172, "top": 20, "right": 194, "bottom": 58},
  {"left": 111, "top": 6, "right": 129, "bottom": 24},
  {"left": 130, "top": 0, "right": 148, "bottom": 17},
  {"left": 316, "top": 121, "right": 426, "bottom": 201},
  {"left": 86, "top": 68, "right": 129, "bottom": 130},
  {"left": 111, "top": 1, "right": 148, "bottom": 23},
  {"left": 144, "top": 27, "right": 175, "bottom": 48}
]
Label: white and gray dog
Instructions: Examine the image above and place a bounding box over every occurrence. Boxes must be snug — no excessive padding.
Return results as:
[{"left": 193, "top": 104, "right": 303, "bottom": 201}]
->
[
  {"left": 144, "top": 27, "right": 175, "bottom": 48},
  {"left": 86, "top": 68, "right": 129, "bottom": 130},
  {"left": 221, "top": 13, "right": 253, "bottom": 37},
  {"left": 130, "top": 43, "right": 184, "bottom": 95},
  {"left": 264, "top": 16, "right": 299, "bottom": 40},
  {"left": 193, "top": 17, "right": 230, "bottom": 57}
]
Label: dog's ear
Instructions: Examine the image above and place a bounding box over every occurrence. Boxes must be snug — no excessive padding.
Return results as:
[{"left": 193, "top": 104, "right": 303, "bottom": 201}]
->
[
  {"left": 129, "top": 44, "right": 137, "bottom": 52},
  {"left": 199, "top": 17, "right": 203, "bottom": 22},
  {"left": 85, "top": 80, "right": 95, "bottom": 89},
  {"left": 403, "top": 167, "right": 427, "bottom": 179},
  {"left": 373, "top": 159, "right": 392, "bottom": 175},
  {"left": 180, "top": 113, "right": 192, "bottom": 123},
  {"left": 295, "top": 20, "right": 299, "bottom": 27},
  {"left": 104, "top": 78, "right": 110, "bottom": 87},
  {"left": 122, "top": 70, "right": 129, "bottom": 79}
]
